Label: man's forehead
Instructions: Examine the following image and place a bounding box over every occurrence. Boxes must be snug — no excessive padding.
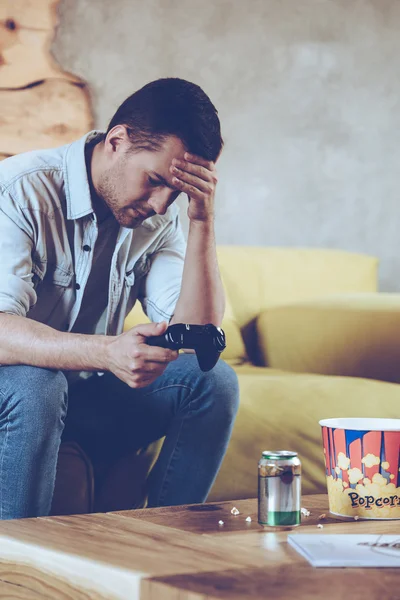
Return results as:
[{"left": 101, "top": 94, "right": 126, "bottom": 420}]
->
[{"left": 160, "top": 137, "right": 187, "bottom": 159}]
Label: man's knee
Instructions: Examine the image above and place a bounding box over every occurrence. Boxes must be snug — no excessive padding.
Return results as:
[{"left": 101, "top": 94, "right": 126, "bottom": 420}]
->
[
  {"left": 0, "top": 365, "right": 68, "bottom": 430},
  {"left": 206, "top": 359, "right": 240, "bottom": 419},
  {"left": 180, "top": 355, "right": 239, "bottom": 421}
]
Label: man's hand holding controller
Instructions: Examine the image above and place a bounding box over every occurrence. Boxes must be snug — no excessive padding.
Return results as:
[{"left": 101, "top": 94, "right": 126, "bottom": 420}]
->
[
  {"left": 106, "top": 321, "right": 178, "bottom": 389},
  {"left": 106, "top": 320, "right": 226, "bottom": 387}
]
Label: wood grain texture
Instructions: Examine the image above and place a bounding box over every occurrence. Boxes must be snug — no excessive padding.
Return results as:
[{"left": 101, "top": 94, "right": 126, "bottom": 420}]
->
[
  {"left": 0, "top": 0, "right": 80, "bottom": 87},
  {"left": 0, "top": 79, "right": 92, "bottom": 155},
  {"left": 0, "top": 0, "right": 92, "bottom": 156},
  {"left": 115, "top": 498, "right": 259, "bottom": 535},
  {"left": 141, "top": 580, "right": 206, "bottom": 600},
  {"left": 0, "top": 580, "right": 47, "bottom": 599},
  {"left": 141, "top": 564, "right": 400, "bottom": 600},
  {"left": 0, "top": 496, "right": 399, "bottom": 600},
  {"left": 0, "top": 509, "right": 268, "bottom": 576},
  {"left": 0, "top": 562, "right": 101, "bottom": 599},
  {"left": 0, "top": 0, "right": 59, "bottom": 30}
]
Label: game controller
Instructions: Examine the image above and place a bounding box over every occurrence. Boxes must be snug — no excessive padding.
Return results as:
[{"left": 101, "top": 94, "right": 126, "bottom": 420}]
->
[{"left": 147, "top": 323, "right": 226, "bottom": 372}]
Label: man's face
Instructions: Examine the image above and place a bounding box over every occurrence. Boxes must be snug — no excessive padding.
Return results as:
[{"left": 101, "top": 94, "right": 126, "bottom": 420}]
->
[{"left": 97, "top": 134, "right": 186, "bottom": 228}]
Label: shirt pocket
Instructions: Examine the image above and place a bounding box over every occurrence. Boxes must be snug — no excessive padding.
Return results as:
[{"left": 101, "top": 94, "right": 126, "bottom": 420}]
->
[
  {"left": 122, "top": 255, "right": 151, "bottom": 316},
  {"left": 29, "top": 262, "right": 73, "bottom": 328}
]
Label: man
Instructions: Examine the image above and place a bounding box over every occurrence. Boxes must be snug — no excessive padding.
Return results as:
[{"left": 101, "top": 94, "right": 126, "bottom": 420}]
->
[{"left": 0, "top": 78, "right": 239, "bottom": 520}]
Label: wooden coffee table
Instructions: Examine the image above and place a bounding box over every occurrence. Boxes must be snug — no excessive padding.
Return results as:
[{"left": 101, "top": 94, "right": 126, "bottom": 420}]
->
[{"left": 0, "top": 494, "right": 398, "bottom": 599}]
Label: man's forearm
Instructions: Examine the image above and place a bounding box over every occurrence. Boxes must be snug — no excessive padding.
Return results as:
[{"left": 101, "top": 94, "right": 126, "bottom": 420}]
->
[
  {"left": 0, "top": 314, "right": 111, "bottom": 371},
  {"left": 170, "top": 220, "right": 225, "bottom": 326}
]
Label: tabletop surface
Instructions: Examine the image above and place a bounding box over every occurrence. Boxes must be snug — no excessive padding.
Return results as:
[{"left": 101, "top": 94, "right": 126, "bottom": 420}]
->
[{"left": 0, "top": 494, "right": 398, "bottom": 599}]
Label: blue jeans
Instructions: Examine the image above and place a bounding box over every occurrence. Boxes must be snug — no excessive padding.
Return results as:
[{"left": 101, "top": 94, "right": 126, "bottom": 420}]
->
[{"left": 0, "top": 354, "right": 239, "bottom": 519}]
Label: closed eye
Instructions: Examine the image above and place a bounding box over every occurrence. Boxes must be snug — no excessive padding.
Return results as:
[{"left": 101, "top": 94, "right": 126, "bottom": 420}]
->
[
  {"left": 148, "top": 173, "right": 181, "bottom": 202},
  {"left": 148, "top": 176, "right": 160, "bottom": 187}
]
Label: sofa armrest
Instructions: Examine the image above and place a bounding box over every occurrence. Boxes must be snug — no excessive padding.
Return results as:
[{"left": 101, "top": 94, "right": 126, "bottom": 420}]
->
[{"left": 256, "top": 293, "right": 400, "bottom": 383}]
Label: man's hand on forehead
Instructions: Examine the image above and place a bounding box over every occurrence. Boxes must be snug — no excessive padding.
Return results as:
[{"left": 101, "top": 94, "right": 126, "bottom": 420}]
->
[{"left": 169, "top": 152, "right": 218, "bottom": 223}]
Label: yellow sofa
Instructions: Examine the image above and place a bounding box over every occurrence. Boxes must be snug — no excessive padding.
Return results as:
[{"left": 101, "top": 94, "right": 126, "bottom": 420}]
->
[{"left": 52, "top": 246, "right": 400, "bottom": 514}]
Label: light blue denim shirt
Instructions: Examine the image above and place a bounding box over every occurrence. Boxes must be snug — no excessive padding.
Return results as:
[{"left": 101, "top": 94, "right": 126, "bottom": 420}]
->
[{"left": 0, "top": 131, "right": 186, "bottom": 335}]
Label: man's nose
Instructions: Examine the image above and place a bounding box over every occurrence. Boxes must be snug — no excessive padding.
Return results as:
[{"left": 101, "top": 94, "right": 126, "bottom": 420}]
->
[{"left": 148, "top": 190, "right": 171, "bottom": 215}]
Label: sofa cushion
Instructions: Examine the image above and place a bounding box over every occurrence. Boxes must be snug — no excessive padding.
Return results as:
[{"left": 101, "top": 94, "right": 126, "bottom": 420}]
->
[
  {"left": 216, "top": 247, "right": 378, "bottom": 365},
  {"left": 217, "top": 247, "right": 379, "bottom": 332},
  {"left": 256, "top": 293, "right": 400, "bottom": 382},
  {"left": 208, "top": 367, "right": 400, "bottom": 502}
]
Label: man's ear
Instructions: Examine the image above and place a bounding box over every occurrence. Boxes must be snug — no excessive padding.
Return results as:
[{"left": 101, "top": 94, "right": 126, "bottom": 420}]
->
[{"left": 105, "top": 125, "right": 131, "bottom": 154}]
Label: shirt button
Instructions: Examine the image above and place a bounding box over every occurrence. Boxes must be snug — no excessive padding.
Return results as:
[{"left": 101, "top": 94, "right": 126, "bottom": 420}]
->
[
  {"left": 83, "top": 245, "right": 91, "bottom": 252},
  {"left": 75, "top": 283, "right": 81, "bottom": 290}
]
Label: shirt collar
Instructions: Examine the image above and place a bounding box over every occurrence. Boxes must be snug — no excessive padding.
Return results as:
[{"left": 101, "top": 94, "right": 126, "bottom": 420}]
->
[{"left": 63, "top": 130, "right": 104, "bottom": 221}]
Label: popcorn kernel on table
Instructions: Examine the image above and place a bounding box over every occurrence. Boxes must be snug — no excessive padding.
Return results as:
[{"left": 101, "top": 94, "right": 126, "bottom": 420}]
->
[
  {"left": 218, "top": 520, "right": 224, "bottom": 526},
  {"left": 231, "top": 507, "right": 240, "bottom": 516},
  {"left": 245, "top": 516, "right": 252, "bottom": 523},
  {"left": 301, "top": 507, "right": 310, "bottom": 517},
  {"left": 317, "top": 524, "right": 324, "bottom": 529}
]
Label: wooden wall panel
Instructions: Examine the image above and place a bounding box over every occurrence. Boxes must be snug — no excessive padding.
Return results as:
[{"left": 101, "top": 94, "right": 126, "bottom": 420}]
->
[
  {"left": 0, "top": 0, "right": 59, "bottom": 29},
  {"left": 0, "top": 0, "right": 93, "bottom": 156},
  {"left": 1, "top": 80, "right": 93, "bottom": 155},
  {"left": 0, "top": 24, "right": 80, "bottom": 88}
]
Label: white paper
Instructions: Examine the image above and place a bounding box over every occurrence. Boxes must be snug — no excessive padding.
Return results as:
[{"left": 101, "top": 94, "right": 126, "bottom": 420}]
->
[{"left": 288, "top": 534, "right": 400, "bottom": 568}]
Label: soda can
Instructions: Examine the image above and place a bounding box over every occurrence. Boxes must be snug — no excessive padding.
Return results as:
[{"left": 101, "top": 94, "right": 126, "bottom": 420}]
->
[{"left": 258, "top": 450, "right": 301, "bottom": 527}]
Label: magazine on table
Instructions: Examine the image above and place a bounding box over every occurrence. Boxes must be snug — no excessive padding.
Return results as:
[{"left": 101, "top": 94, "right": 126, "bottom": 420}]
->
[{"left": 288, "top": 534, "right": 400, "bottom": 568}]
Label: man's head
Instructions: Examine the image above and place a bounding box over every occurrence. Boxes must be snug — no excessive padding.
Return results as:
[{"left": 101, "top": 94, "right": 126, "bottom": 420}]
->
[{"left": 92, "top": 78, "right": 223, "bottom": 228}]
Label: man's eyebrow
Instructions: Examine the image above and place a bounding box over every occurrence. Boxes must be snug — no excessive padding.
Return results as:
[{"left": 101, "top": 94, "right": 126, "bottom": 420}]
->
[{"left": 151, "top": 172, "right": 178, "bottom": 191}]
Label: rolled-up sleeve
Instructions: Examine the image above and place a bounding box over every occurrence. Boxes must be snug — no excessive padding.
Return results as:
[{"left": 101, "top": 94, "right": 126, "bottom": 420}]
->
[
  {"left": 138, "top": 214, "right": 186, "bottom": 322},
  {"left": 0, "top": 189, "right": 36, "bottom": 316}
]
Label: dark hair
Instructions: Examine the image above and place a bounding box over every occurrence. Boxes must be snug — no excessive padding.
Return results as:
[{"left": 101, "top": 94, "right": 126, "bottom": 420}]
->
[{"left": 107, "top": 78, "right": 223, "bottom": 162}]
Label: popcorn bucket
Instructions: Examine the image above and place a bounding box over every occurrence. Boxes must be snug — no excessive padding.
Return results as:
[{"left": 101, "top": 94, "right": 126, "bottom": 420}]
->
[{"left": 320, "top": 418, "right": 400, "bottom": 519}]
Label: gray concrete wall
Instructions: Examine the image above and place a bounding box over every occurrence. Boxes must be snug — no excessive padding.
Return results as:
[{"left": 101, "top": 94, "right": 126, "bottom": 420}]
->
[{"left": 53, "top": 0, "right": 400, "bottom": 291}]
